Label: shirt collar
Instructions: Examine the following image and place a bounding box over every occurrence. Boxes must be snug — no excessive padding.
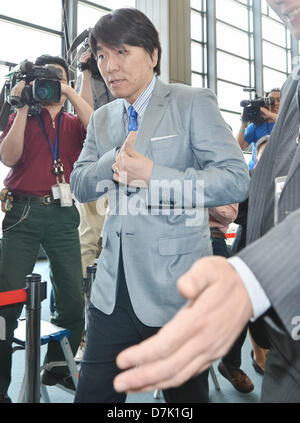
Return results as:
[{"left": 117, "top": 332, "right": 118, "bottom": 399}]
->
[{"left": 123, "top": 75, "right": 156, "bottom": 119}]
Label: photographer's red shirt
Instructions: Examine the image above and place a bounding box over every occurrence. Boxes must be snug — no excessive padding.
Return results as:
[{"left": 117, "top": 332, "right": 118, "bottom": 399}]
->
[{"left": 0, "top": 108, "right": 86, "bottom": 196}]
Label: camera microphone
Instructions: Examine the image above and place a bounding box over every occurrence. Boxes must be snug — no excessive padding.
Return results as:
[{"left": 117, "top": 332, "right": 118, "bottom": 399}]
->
[
  {"left": 240, "top": 100, "right": 251, "bottom": 107},
  {"left": 19, "top": 60, "right": 33, "bottom": 74}
]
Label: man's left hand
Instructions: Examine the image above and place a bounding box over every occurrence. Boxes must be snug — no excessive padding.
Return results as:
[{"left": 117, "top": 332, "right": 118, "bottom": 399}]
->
[{"left": 112, "top": 132, "right": 153, "bottom": 187}]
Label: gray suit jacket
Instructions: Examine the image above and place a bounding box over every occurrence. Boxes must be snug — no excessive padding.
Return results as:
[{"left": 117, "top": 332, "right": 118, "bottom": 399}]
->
[
  {"left": 238, "top": 74, "right": 300, "bottom": 401},
  {"left": 71, "top": 78, "right": 249, "bottom": 326}
]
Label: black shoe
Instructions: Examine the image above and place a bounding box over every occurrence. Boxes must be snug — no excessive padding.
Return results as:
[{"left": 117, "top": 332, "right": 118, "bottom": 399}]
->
[
  {"left": 41, "top": 370, "right": 76, "bottom": 391},
  {"left": 0, "top": 394, "right": 12, "bottom": 403},
  {"left": 251, "top": 350, "right": 264, "bottom": 375}
]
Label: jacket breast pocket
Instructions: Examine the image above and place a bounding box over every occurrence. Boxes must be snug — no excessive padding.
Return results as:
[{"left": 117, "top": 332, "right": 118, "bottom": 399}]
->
[
  {"left": 158, "top": 232, "right": 206, "bottom": 256},
  {"left": 150, "top": 135, "right": 180, "bottom": 151}
]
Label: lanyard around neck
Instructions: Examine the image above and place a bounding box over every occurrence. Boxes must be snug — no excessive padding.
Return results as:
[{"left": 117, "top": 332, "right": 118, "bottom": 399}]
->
[{"left": 37, "top": 113, "right": 63, "bottom": 161}]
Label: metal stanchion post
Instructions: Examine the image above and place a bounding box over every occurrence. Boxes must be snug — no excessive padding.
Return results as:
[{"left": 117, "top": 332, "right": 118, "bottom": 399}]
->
[{"left": 24, "top": 273, "right": 47, "bottom": 403}]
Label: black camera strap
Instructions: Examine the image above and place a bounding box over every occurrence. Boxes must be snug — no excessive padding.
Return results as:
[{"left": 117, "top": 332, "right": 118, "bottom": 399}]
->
[{"left": 37, "top": 112, "right": 65, "bottom": 176}]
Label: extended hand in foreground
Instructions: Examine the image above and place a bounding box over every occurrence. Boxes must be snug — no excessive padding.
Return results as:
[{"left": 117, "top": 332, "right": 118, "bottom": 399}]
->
[{"left": 113, "top": 256, "right": 253, "bottom": 393}]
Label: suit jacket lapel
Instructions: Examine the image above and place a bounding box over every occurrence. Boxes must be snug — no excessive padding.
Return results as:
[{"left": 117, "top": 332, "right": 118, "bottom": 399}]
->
[
  {"left": 247, "top": 76, "right": 298, "bottom": 244},
  {"left": 134, "top": 78, "right": 170, "bottom": 156},
  {"left": 110, "top": 99, "right": 127, "bottom": 148},
  {"left": 283, "top": 80, "right": 300, "bottom": 185}
]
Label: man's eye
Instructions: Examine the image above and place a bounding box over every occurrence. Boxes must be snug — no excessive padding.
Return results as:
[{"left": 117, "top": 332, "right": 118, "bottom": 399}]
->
[
  {"left": 98, "top": 54, "right": 104, "bottom": 60},
  {"left": 118, "top": 49, "right": 125, "bottom": 55}
]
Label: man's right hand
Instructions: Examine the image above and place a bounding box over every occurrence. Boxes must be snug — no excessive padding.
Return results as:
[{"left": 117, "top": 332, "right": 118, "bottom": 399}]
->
[
  {"left": 80, "top": 51, "right": 92, "bottom": 65},
  {"left": 78, "top": 51, "right": 92, "bottom": 75},
  {"left": 0, "top": 80, "right": 29, "bottom": 166},
  {"left": 10, "top": 80, "right": 26, "bottom": 98}
]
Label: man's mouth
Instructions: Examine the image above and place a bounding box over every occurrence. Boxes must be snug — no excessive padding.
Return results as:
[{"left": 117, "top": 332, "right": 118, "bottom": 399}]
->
[
  {"left": 283, "top": 6, "right": 300, "bottom": 21},
  {"left": 109, "top": 79, "right": 124, "bottom": 88}
]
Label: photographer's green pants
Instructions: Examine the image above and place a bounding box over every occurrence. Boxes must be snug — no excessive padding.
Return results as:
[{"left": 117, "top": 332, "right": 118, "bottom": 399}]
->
[{"left": 0, "top": 201, "right": 84, "bottom": 396}]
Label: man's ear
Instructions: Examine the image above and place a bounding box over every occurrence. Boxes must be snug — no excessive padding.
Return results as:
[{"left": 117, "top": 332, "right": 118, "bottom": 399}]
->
[{"left": 151, "top": 48, "right": 158, "bottom": 70}]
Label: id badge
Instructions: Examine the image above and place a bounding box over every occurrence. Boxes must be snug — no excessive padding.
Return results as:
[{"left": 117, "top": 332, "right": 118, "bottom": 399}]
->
[
  {"left": 58, "top": 183, "right": 73, "bottom": 207},
  {"left": 274, "top": 176, "right": 287, "bottom": 225},
  {"left": 51, "top": 184, "right": 60, "bottom": 200}
]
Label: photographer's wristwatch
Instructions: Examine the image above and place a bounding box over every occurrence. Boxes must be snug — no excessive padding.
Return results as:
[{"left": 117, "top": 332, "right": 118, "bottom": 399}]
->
[{"left": 78, "top": 62, "right": 91, "bottom": 72}]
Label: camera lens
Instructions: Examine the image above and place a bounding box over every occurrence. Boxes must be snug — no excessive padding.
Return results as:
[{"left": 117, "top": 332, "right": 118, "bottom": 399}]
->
[
  {"left": 33, "top": 79, "right": 61, "bottom": 103},
  {"left": 36, "top": 81, "right": 53, "bottom": 100},
  {"left": 36, "top": 86, "right": 49, "bottom": 100}
]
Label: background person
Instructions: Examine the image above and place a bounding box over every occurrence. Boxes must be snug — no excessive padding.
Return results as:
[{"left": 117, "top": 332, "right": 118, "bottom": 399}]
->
[
  {"left": 75, "top": 50, "right": 114, "bottom": 280},
  {"left": 237, "top": 88, "right": 280, "bottom": 169},
  {"left": 74, "top": 50, "right": 114, "bottom": 361},
  {"left": 0, "top": 54, "right": 93, "bottom": 403}
]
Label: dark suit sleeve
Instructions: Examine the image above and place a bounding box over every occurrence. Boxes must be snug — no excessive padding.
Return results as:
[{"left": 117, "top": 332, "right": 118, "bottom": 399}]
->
[{"left": 237, "top": 207, "right": 300, "bottom": 337}]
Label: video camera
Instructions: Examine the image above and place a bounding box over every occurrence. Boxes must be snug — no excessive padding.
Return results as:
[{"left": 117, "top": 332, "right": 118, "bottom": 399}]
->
[
  {"left": 240, "top": 88, "right": 274, "bottom": 126},
  {"left": 0, "top": 60, "right": 62, "bottom": 131}
]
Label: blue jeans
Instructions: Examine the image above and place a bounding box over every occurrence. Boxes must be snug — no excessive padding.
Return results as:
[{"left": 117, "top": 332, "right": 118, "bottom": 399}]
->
[{"left": 0, "top": 202, "right": 84, "bottom": 395}]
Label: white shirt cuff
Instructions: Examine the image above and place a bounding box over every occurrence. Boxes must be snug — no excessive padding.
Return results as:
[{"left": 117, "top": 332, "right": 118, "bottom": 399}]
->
[{"left": 228, "top": 256, "right": 271, "bottom": 321}]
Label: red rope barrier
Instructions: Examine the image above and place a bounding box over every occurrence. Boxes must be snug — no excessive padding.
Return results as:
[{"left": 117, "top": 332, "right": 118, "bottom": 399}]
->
[
  {"left": 225, "top": 233, "right": 236, "bottom": 239},
  {"left": 0, "top": 289, "right": 27, "bottom": 307}
]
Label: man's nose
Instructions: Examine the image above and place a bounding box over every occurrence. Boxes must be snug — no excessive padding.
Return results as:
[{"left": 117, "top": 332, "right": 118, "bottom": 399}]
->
[{"left": 106, "top": 55, "right": 120, "bottom": 72}]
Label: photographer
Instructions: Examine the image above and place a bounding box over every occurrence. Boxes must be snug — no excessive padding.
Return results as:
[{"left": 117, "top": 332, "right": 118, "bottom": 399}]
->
[
  {"left": 237, "top": 88, "right": 280, "bottom": 169},
  {"left": 0, "top": 54, "right": 93, "bottom": 402},
  {"left": 73, "top": 50, "right": 115, "bottom": 362}
]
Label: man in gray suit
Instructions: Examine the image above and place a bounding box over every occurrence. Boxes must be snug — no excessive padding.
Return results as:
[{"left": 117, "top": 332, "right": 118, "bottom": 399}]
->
[
  {"left": 70, "top": 8, "right": 249, "bottom": 403},
  {"left": 113, "top": 0, "right": 300, "bottom": 403}
]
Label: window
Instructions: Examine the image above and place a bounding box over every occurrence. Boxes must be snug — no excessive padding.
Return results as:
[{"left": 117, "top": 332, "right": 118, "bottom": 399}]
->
[
  {"left": 77, "top": 3, "right": 108, "bottom": 34},
  {"left": 261, "top": 2, "right": 291, "bottom": 92},
  {"left": 216, "top": 0, "right": 250, "bottom": 32},
  {"left": 78, "top": 0, "right": 136, "bottom": 33},
  {"left": 1, "top": 0, "right": 62, "bottom": 31},
  {"left": 0, "top": 20, "right": 61, "bottom": 64},
  {"left": 191, "top": 0, "right": 293, "bottom": 135},
  {"left": 83, "top": 0, "right": 135, "bottom": 8},
  {"left": 191, "top": 0, "right": 206, "bottom": 87},
  {"left": 216, "top": 22, "right": 250, "bottom": 59},
  {"left": 215, "top": 0, "right": 252, "bottom": 134}
]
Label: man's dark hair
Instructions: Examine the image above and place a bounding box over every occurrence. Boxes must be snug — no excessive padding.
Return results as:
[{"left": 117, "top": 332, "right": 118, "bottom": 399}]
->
[
  {"left": 267, "top": 87, "right": 281, "bottom": 96},
  {"left": 90, "top": 8, "right": 161, "bottom": 75},
  {"left": 34, "top": 54, "right": 69, "bottom": 82}
]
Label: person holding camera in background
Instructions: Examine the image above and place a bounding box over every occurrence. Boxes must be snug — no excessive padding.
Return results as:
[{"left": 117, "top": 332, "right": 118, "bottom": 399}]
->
[
  {"left": 237, "top": 88, "right": 280, "bottom": 169},
  {"left": 73, "top": 47, "right": 115, "bottom": 362},
  {"left": 0, "top": 54, "right": 93, "bottom": 403}
]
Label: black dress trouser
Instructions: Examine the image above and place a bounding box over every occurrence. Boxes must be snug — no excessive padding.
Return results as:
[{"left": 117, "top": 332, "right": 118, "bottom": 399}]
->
[
  {"left": 75, "top": 254, "right": 209, "bottom": 403},
  {"left": 211, "top": 237, "right": 248, "bottom": 368}
]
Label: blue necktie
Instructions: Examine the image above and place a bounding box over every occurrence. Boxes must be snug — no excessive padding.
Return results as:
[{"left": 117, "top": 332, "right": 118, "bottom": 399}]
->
[{"left": 128, "top": 105, "right": 138, "bottom": 132}]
